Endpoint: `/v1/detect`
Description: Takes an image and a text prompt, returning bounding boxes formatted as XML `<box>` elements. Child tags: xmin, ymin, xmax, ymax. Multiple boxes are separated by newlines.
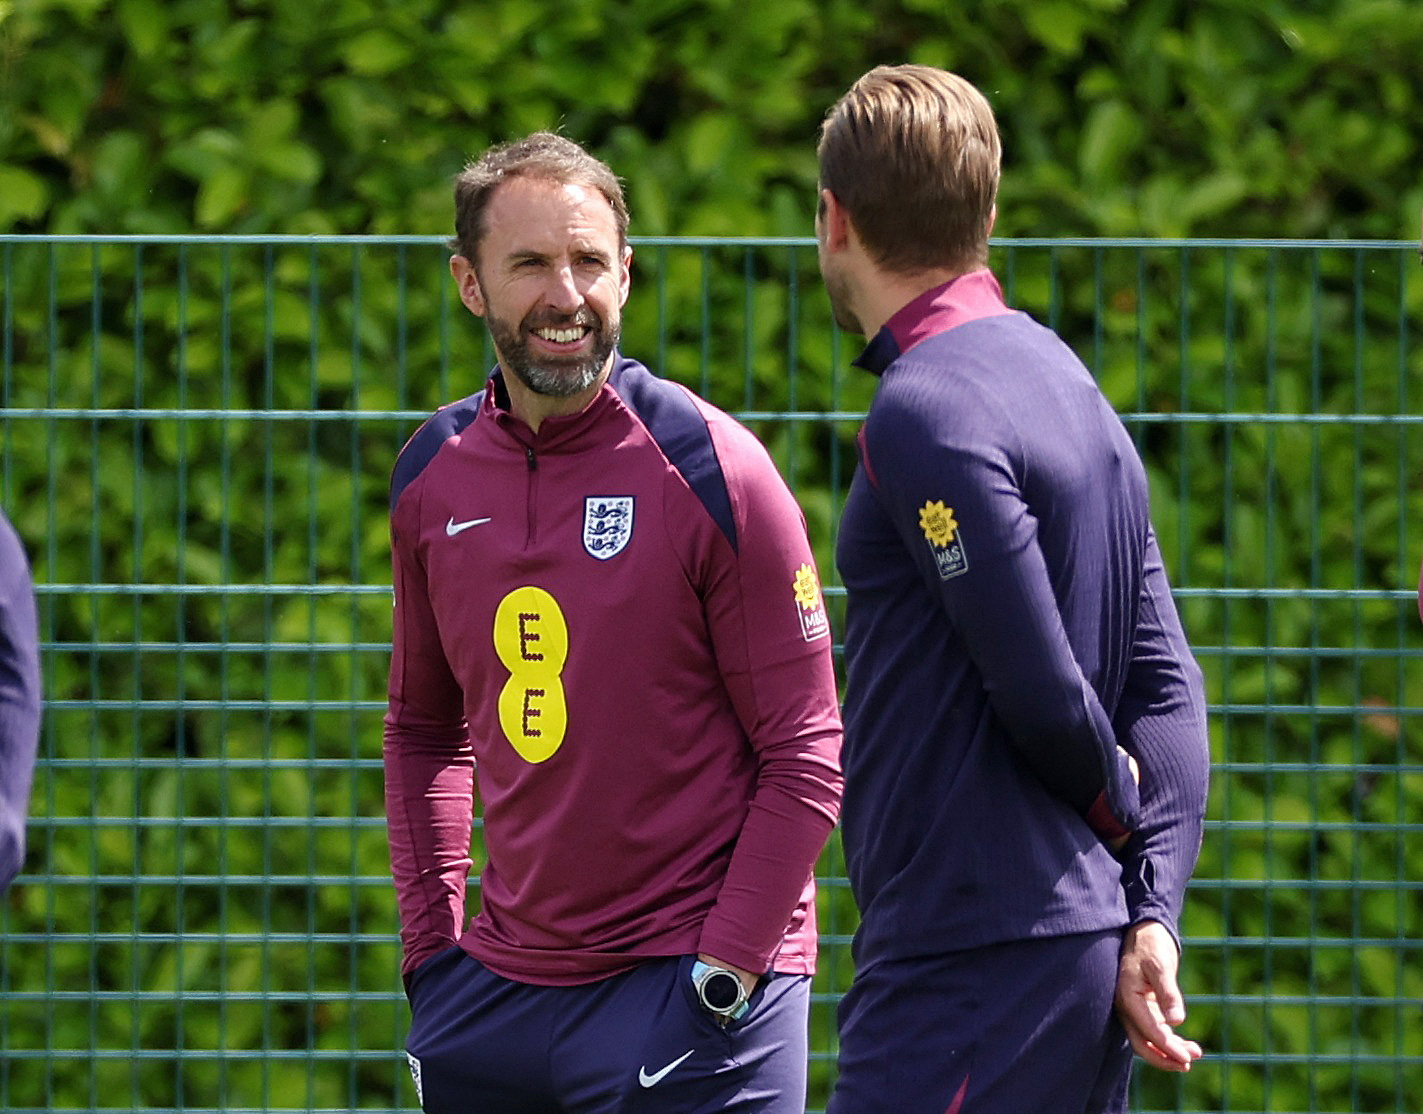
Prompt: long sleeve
<box><xmin>695</xmin><ymin>418</ymin><xmax>844</xmax><ymax>975</ymax></box>
<box><xmin>384</xmin><ymin>511</ymin><xmax>476</xmax><ymax>978</ymax></box>
<box><xmin>0</xmin><ymin>512</ymin><xmax>40</xmax><ymax>892</ymax></box>
<box><xmin>1113</xmin><ymin>530</ymin><xmax>1211</xmax><ymax>942</ymax></box>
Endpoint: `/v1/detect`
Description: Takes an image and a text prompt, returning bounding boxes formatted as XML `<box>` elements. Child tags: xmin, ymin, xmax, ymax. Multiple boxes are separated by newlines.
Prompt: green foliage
<box><xmin>4</xmin><ymin>0</ymin><xmax>1421</xmax><ymax>239</ymax></box>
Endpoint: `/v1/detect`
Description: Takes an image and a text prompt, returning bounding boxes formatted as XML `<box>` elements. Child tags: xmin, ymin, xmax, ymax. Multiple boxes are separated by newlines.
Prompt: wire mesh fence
<box><xmin>1</xmin><ymin>233</ymin><xmax>1419</xmax><ymax>1113</ymax></box>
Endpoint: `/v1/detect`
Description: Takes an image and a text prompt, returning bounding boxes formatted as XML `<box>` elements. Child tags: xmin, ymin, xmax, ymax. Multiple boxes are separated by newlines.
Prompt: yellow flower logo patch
<box><xmin>792</xmin><ymin>563</ymin><xmax>830</xmax><ymax>642</ymax></box>
<box><xmin>919</xmin><ymin>501</ymin><xmax>958</xmax><ymax>547</ymax></box>
<box><xmin>793</xmin><ymin>564</ymin><xmax>822</xmax><ymax>609</ymax></box>
<box><xmin>919</xmin><ymin>500</ymin><xmax>968</xmax><ymax>580</ymax></box>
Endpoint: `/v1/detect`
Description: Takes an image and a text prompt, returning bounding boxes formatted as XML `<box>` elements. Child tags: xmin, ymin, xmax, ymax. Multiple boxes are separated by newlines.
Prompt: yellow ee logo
<box><xmin>492</xmin><ymin>586</ymin><xmax>569</xmax><ymax>763</ymax></box>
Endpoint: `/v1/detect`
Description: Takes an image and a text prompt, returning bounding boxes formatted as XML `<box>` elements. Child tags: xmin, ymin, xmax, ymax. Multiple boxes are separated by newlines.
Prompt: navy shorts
<box><xmin>828</xmin><ymin>929</ymin><xmax>1132</xmax><ymax>1114</ymax></box>
<box><xmin>403</xmin><ymin>948</ymin><xmax>811</xmax><ymax>1113</ymax></box>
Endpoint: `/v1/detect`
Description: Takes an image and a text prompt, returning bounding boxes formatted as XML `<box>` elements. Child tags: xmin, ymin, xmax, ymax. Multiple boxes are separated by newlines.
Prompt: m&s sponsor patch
<box><xmin>792</xmin><ymin>563</ymin><xmax>830</xmax><ymax>642</ymax></box>
<box><xmin>919</xmin><ymin>499</ymin><xmax>968</xmax><ymax>579</ymax></box>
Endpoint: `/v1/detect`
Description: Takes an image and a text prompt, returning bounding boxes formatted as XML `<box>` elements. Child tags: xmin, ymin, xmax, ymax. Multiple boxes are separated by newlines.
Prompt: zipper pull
<box><xmin>525</xmin><ymin>446</ymin><xmax>537</xmax><ymax>471</ymax></box>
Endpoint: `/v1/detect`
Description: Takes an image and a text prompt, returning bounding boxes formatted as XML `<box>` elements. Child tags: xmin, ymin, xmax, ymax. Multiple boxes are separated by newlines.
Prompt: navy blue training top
<box><xmin>836</xmin><ymin>270</ymin><xmax>1210</xmax><ymax>968</ymax></box>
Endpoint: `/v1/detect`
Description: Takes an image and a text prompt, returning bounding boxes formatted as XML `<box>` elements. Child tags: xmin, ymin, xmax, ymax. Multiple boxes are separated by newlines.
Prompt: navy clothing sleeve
<box><xmin>1113</xmin><ymin>529</ymin><xmax>1211</xmax><ymax>942</ymax></box>
<box><xmin>0</xmin><ymin>511</ymin><xmax>41</xmax><ymax>891</ymax></box>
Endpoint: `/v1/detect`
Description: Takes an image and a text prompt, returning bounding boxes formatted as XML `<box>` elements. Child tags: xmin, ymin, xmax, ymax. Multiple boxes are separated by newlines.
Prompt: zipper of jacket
<box><xmin>524</xmin><ymin>444</ymin><xmax>538</xmax><ymax>547</ymax></box>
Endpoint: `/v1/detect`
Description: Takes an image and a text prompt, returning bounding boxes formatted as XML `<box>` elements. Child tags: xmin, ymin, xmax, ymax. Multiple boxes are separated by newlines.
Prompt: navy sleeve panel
<box><xmin>0</xmin><ymin>511</ymin><xmax>40</xmax><ymax>891</ymax></box>
<box><xmin>389</xmin><ymin>392</ymin><xmax>485</xmax><ymax>513</ymax></box>
<box><xmin>1114</xmin><ymin>529</ymin><xmax>1211</xmax><ymax>941</ymax></box>
<box><xmin>609</xmin><ymin>358</ymin><xmax>738</xmax><ymax>553</ymax></box>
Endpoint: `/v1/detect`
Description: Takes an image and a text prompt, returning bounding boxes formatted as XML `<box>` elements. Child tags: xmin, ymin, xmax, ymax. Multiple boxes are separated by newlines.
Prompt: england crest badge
<box><xmin>583</xmin><ymin>496</ymin><xmax>634</xmax><ymax>560</ymax></box>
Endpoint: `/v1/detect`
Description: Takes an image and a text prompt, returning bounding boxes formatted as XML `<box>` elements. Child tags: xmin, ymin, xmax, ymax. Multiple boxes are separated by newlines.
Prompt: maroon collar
<box><xmin>854</xmin><ymin>269</ymin><xmax>1015</xmax><ymax>375</ymax></box>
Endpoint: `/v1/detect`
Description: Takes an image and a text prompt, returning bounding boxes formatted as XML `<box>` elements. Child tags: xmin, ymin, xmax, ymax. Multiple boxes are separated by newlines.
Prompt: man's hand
<box><xmin>1115</xmin><ymin>920</ymin><xmax>1203</xmax><ymax>1072</ymax></box>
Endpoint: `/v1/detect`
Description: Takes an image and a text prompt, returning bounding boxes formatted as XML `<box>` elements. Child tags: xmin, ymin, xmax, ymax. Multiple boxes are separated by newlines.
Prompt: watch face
<box><xmin>702</xmin><ymin>969</ymin><xmax>742</xmax><ymax>1010</ymax></box>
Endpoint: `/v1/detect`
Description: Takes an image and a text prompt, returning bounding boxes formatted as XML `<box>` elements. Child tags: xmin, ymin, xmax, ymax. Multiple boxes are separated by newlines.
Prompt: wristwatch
<box><xmin>690</xmin><ymin>960</ymin><xmax>751</xmax><ymax>1022</ymax></box>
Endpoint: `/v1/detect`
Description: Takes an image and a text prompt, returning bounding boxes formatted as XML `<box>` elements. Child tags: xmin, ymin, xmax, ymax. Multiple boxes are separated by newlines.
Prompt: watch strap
<box><xmin>690</xmin><ymin>960</ymin><xmax>751</xmax><ymax>1020</ymax></box>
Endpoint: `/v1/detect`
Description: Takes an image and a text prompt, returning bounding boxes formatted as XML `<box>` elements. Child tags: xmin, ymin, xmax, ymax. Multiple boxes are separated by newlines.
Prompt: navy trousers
<box><xmin>828</xmin><ymin>929</ymin><xmax>1133</xmax><ymax>1114</ymax></box>
<box><xmin>404</xmin><ymin>948</ymin><xmax>811</xmax><ymax>1113</ymax></box>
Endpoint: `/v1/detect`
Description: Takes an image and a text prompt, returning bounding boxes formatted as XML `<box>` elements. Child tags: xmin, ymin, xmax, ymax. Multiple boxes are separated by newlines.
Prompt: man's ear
<box><xmin>618</xmin><ymin>244</ymin><xmax>633</xmax><ymax>307</ymax></box>
<box><xmin>818</xmin><ymin>189</ymin><xmax>852</xmax><ymax>252</ymax></box>
<box><xmin>450</xmin><ymin>255</ymin><xmax>485</xmax><ymax>317</ymax></box>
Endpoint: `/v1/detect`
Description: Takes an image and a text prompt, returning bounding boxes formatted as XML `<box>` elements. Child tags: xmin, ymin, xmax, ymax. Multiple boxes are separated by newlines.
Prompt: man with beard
<box><xmin>814</xmin><ymin>67</ymin><xmax>1211</xmax><ymax>1112</ymax></box>
<box><xmin>383</xmin><ymin>132</ymin><xmax>843</xmax><ymax>1114</ymax></box>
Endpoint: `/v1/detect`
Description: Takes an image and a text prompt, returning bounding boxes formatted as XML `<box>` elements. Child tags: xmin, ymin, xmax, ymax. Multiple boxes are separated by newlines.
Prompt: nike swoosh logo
<box><xmin>638</xmin><ymin>1048</ymin><xmax>695</xmax><ymax>1088</ymax></box>
<box><xmin>445</xmin><ymin>516</ymin><xmax>491</xmax><ymax>536</ymax></box>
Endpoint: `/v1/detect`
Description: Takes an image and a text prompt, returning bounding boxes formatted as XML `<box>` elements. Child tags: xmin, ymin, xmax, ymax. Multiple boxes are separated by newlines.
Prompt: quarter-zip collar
<box><xmin>852</xmin><ymin>268</ymin><xmax>1016</xmax><ymax>377</ymax></box>
<box><xmin>482</xmin><ymin>354</ymin><xmax>637</xmax><ymax>454</ymax></box>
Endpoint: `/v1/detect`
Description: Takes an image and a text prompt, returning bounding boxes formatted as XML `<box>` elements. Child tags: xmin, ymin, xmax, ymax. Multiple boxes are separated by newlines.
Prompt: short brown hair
<box><xmin>818</xmin><ymin>65</ymin><xmax>1001</xmax><ymax>274</ymax></box>
<box><xmin>449</xmin><ymin>132</ymin><xmax>630</xmax><ymax>262</ymax></box>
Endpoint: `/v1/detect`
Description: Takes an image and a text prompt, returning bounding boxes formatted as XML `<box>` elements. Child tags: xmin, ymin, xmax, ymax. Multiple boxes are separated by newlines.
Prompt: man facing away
<box><xmin>815</xmin><ymin>66</ymin><xmax>1212</xmax><ymax>1112</ymax></box>
<box><xmin>382</xmin><ymin>131</ymin><xmax>843</xmax><ymax>1113</ymax></box>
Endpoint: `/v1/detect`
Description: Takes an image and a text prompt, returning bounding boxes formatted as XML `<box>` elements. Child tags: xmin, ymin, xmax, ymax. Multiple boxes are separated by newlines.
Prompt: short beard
<box><xmin>481</xmin><ymin>285</ymin><xmax>620</xmax><ymax>400</ymax></box>
<box><xmin>820</xmin><ymin>256</ymin><xmax>863</xmax><ymax>335</ymax></box>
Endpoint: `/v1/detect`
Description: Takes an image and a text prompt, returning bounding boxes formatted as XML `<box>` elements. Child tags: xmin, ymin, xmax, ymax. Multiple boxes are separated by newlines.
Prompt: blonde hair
<box><xmin>818</xmin><ymin>65</ymin><xmax>1001</xmax><ymax>273</ymax></box>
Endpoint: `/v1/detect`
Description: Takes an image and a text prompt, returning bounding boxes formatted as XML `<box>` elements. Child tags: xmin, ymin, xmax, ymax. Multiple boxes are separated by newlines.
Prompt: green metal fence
<box><xmin>1</xmin><ymin>234</ymin><xmax>1419</xmax><ymax>1114</ymax></box>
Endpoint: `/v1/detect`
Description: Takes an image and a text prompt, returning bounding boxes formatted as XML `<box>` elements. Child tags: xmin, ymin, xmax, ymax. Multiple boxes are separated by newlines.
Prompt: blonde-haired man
<box><xmin>817</xmin><ymin>66</ymin><xmax>1210</xmax><ymax>1112</ymax></box>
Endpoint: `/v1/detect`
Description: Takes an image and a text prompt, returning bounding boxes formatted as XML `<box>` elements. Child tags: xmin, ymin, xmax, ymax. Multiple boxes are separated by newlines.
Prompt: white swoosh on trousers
<box><xmin>638</xmin><ymin>1048</ymin><xmax>695</xmax><ymax>1088</ymax></box>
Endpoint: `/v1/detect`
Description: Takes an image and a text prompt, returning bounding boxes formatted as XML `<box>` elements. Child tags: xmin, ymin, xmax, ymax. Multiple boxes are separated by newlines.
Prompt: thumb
<box><xmin>1153</xmin><ymin>971</ymin><xmax>1187</xmax><ymax>1026</ymax></box>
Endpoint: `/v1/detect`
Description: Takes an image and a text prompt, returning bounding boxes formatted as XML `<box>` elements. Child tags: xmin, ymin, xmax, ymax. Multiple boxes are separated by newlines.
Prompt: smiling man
<box><xmin>382</xmin><ymin>132</ymin><xmax>843</xmax><ymax>1114</ymax></box>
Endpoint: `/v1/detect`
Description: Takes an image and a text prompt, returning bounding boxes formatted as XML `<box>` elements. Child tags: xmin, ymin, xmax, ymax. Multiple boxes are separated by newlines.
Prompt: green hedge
<box><xmin>3</xmin><ymin>0</ymin><xmax>1421</xmax><ymax>241</ymax></box>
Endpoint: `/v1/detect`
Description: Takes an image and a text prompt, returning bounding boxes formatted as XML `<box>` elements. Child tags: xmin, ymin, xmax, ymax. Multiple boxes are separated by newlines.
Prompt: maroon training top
<box><xmin>384</xmin><ymin>356</ymin><xmax>843</xmax><ymax>985</ymax></box>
